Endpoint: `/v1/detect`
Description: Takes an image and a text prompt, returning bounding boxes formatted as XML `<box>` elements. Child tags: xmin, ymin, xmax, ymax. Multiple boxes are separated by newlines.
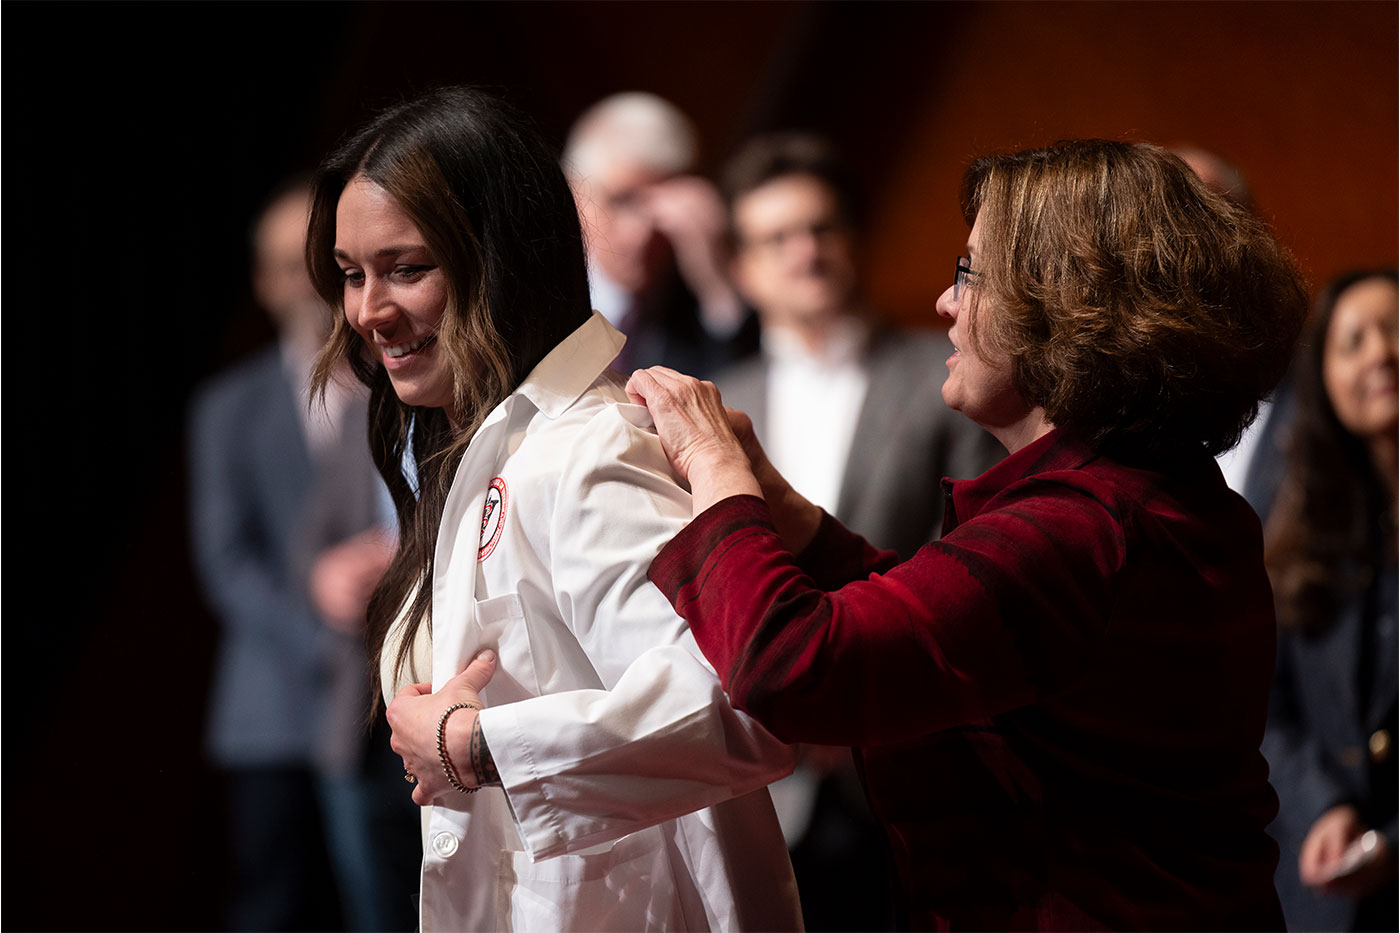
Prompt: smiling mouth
<box><xmin>383</xmin><ymin>335</ymin><xmax>437</xmax><ymax>358</ymax></box>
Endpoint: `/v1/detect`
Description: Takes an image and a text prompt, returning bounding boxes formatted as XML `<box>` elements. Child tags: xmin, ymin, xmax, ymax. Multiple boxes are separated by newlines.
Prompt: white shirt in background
<box><xmin>764</xmin><ymin>317</ymin><xmax>870</xmax><ymax>516</ymax></box>
<box><xmin>1216</xmin><ymin>396</ymin><xmax>1274</xmax><ymax>496</ymax></box>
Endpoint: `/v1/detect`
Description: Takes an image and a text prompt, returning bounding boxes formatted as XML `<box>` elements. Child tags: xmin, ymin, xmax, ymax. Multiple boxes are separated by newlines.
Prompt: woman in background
<box><xmin>308</xmin><ymin>86</ymin><xmax>798</xmax><ymax>931</ymax></box>
<box><xmin>1264</xmin><ymin>269</ymin><xmax>1398</xmax><ymax>932</ymax></box>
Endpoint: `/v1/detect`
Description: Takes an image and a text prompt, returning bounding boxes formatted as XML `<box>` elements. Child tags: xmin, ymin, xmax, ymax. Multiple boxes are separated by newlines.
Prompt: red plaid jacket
<box><xmin>651</xmin><ymin>429</ymin><xmax>1284</xmax><ymax>930</ymax></box>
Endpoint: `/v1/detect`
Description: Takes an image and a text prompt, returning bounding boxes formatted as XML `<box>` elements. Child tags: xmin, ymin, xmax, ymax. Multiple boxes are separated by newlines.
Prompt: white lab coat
<box><xmin>387</xmin><ymin>311</ymin><xmax>801</xmax><ymax>931</ymax></box>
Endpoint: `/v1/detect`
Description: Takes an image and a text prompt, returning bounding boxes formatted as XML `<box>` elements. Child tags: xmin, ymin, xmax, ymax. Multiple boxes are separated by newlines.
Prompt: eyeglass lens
<box><xmin>954</xmin><ymin>257</ymin><xmax>972</xmax><ymax>301</ymax></box>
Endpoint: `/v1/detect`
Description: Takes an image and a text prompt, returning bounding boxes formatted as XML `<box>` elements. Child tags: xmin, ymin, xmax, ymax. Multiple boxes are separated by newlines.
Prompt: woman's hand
<box><xmin>625</xmin><ymin>367</ymin><xmax>762</xmax><ymax>514</ymax></box>
<box><xmin>386</xmin><ymin>649</ymin><xmax>498</xmax><ymax>806</ymax></box>
<box><xmin>1299</xmin><ymin>804</ymin><xmax>1395</xmax><ymax>897</ymax></box>
<box><xmin>627</xmin><ymin>366</ymin><xmax>823</xmax><ymax>550</ymax></box>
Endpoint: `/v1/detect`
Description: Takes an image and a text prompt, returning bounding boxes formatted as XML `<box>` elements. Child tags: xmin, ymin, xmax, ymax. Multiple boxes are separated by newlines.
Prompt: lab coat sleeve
<box><xmin>477</xmin><ymin>401</ymin><xmax>796</xmax><ymax>861</ymax></box>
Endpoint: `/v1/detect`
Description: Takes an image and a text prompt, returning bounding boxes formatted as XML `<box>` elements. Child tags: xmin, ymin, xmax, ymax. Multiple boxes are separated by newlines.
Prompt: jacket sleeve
<box><xmin>186</xmin><ymin>378</ymin><xmax>322</xmax><ymax>667</ymax></box>
<box><xmin>649</xmin><ymin>478</ymin><xmax>1126</xmax><ymax>747</ymax></box>
<box><xmin>477</xmin><ymin>403</ymin><xmax>796</xmax><ymax>861</ymax></box>
<box><xmin>1260</xmin><ymin>628</ymin><xmax>1353</xmax><ymax>843</ymax></box>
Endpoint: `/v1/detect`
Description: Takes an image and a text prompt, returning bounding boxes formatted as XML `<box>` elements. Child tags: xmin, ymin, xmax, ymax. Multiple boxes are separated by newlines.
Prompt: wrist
<box><xmin>689</xmin><ymin>450</ymin><xmax>761</xmax><ymax>516</ymax></box>
<box><xmin>439</xmin><ymin>703</ymin><xmax>489</xmax><ymax>794</ymax></box>
<box><xmin>470</xmin><ymin>715</ymin><xmax>501</xmax><ymax>787</ymax></box>
<box><xmin>446</xmin><ymin>709</ymin><xmax>476</xmax><ymax>781</ymax></box>
<box><xmin>695</xmin><ymin>288</ymin><xmax>744</xmax><ymax>332</ymax></box>
<box><xmin>775</xmin><ymin>486</ymin><xmax>823</xmax><ymax>554</ymax></box>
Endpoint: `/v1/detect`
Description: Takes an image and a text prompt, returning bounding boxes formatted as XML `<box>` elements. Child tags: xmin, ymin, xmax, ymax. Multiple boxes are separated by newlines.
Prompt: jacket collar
<box><xmin>514</xmin><ymin>310</ymin><xmax>625</xmax><ymax>419</ymax></box>
<box><xmin>943</xmin><ymin>428</ymin><xmax>1097</xmax><ymax>530</ymax></box>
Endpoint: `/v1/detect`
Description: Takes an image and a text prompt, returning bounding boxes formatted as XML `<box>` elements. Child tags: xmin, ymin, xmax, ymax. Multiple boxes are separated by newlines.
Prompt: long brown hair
<box><xmin>960</xmin><ymin>140</ymin><xmax>1307</xmax><ymax>458</ymax></box>
<box><xmin>1266</xmin><ymin>269</ymin><xmax>1398</xmax><ymax>632</ymax></box>
<box><xmin>306</xmin><ymin>87</ymin><xmax>591</xmax><ymax>699</ymax></box>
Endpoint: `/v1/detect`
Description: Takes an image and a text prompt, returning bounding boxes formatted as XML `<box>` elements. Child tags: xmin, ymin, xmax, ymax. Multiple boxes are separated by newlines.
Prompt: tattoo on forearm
<box><xmin>470</xmin><ymin>715</ymin><xmax>501</xmax><ymax>787</ymax></box>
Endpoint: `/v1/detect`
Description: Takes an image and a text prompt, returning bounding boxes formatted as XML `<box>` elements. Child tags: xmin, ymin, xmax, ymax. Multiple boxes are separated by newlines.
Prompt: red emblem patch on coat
<box><xmin>478</xmin><ymin>477</ymin><xmax>508</xmax><ymax>561</ymax></box>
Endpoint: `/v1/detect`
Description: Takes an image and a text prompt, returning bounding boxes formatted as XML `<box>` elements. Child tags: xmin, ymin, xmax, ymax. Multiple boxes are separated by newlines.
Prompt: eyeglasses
<box><xmin>954</xmin><ymin>256</ymin><xmax>977</xmax><ymax>301</ymax></box>
<box><xmin>742</xmin><ymin>218</ymin><xmax>845</xmax><ymax>255</ymax></box>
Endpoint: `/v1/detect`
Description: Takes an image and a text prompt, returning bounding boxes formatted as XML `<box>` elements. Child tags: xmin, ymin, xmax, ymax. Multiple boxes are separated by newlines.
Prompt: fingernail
<box><xmin>478</xmin><ymin>648</ymin><xmax>497</xmax><ymax>663</ymax></box>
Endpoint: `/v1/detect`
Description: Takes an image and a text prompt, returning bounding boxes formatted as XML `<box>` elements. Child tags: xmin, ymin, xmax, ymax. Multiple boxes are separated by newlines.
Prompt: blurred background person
<box><xmin>298</xmin><ymin>411</ymin><xmax>423</xmax><ymax>932</ymax></box>
<box><xmin>714</xmin><ymin>131</ymin><xmax>1002</xmax><ymax>930</ymax></box>
<box><xmin>564</xmin><ymin>91</ymin><xmax>757</xmax><ymax>377</ymax></box>
<box><xmin>718</xmin><ymin>132</ymin><xmax>1001</xmax><ymax>559</ymax></box>
<box><xmin>1172</xmin><ymin>144</ymin><xmax>1255</xmax><ymax>213</ymax></box>
<box><xmin>1263</xmin><ymin>269</ymin><xmax>1399</xmax><ymax>932</ymax></box>
<box><xmin>188</xmin><ymin>179</ymin><xmax>418</xmax><ymax>931</ymax></box>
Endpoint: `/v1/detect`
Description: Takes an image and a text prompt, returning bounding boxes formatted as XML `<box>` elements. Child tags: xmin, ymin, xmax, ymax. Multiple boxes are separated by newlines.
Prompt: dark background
<box><xmin>6</xmin><ymin>2</ymin><xmax>1396</xmax><ymax>929</ymax></box>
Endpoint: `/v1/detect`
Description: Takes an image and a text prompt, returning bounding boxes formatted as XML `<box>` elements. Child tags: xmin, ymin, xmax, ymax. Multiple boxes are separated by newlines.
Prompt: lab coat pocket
<box><xmin>474</xmin><ymin>592</ymin><xmax>541</xmax><ymax>702</ymax></box>
<box><xmin>497</xmin><ymin>827</ymin><xmax>686</xmax><ymax>931</ymax></box>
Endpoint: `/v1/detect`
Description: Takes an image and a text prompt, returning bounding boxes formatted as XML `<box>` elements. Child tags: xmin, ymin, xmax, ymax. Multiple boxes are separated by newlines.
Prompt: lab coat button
<box><xmin>432</xmin><ymin>832</ymin><xmax>459</xmax><ymax>858</ymax></box>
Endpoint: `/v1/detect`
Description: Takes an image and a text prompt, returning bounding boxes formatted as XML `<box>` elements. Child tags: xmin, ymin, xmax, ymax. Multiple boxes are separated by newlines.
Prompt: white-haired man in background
<box><xmin>564</xmin><ymin>92</ymin><xmax>756</xmax><ymax>376</ymax></box>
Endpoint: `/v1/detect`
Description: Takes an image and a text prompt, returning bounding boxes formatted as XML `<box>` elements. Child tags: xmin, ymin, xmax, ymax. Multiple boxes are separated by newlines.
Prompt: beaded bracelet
<box><xmin>437</xmin><ymin>703</ymin><xmax>482</xmax><ymax>794</ymax></box>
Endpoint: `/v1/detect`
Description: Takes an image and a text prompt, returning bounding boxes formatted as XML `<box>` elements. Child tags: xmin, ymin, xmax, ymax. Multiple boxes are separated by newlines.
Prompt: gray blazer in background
<box><xmin>291</xmin><ymin>394</ymin><xmax>386</xmax><ymax>774</ymax></box>
<box><xmin>189</xmin><ymin>346</ymin><xmax>324</xmax><ymax>767</ymax></box>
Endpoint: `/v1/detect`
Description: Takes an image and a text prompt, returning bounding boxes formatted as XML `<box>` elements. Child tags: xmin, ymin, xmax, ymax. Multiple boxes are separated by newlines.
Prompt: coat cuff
<box><xmin>476</xmin><ymin>702</ymin><xmax>572</xmax><ymax>860</ymax></box>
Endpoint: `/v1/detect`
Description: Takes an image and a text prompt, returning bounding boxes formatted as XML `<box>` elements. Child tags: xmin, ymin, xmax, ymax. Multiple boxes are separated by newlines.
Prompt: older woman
<box><xmin>307</xmin><ymin>86</ymin><xmax>798</xmax><ymax>932</ymax></box>
<box><xmin>628</xmin><ymin>140</ymin><xmax>1308</xmax><ymax>930</ymax></box>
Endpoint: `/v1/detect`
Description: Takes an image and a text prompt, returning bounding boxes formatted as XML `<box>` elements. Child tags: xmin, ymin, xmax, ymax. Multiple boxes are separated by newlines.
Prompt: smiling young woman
<box><xmin>333</xmin><ymin>177</ymin><xmax>455</xmax><ymax>414</ymax></box>
<box><xmin>305</xmin><ymin>87</ymin><xmax>799</xmax><ymax>932</ymax></box>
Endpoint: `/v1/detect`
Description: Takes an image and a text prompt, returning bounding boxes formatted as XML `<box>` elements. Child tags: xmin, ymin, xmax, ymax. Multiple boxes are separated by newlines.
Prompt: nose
<box><xmin>935</xmin><ymin>283</ymin><xmax>958</xmax><ymax>321</ymax></box>
<box><xmin>349</xmin><ymin>276</ymin><xmax>398</xmax><ymax>334</ymax></box>
<box><xmin>1348</xmin><ymin>326</ymin><xmax>1398</xmax><ymax>377</ymax></box>
<box><xmin>789</xmin><ymin>228</ymin><xmax>826</xmax><ymax>266</ymax></box>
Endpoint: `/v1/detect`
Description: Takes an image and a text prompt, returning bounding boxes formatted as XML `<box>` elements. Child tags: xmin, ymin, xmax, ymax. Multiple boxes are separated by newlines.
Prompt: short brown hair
<box><xmin>720</xmin><ymin>132</ymin><xmax>862</xmax><ymax>244</ymax></box>
<box><xmin>960</xmin><ymin>139</ymin><xmax>1307</xmax><ymax>457</ymax></box>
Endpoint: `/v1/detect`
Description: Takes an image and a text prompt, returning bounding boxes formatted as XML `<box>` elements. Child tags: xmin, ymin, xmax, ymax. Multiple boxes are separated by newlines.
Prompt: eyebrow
<box><xmin>333</xmin><ymin>245</ymin><xmax>428</xmax><ymax>261</ymax></box>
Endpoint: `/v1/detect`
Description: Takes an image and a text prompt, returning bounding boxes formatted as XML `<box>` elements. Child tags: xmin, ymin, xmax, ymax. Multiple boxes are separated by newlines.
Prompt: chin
<box><xmin>940</xmin><ymin>378</ymin><xmax>959</xmax><ymax>413</ymax></box>
<box><xmin>390</xmin><ymin>381</ymin><xmax>452</xmax><ymax>411</ymax></box>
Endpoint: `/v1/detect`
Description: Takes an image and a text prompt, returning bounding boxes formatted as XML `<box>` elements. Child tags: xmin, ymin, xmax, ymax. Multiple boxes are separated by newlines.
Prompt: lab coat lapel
<box><xmin>426</xmin><ymin>311</ymin><xmax>623</xmax><ymax>691</ymax></box>
<box><xmin>431</xmin><ymin>398</ymin><xmax>514</xmax><ymax>689</ymax></box>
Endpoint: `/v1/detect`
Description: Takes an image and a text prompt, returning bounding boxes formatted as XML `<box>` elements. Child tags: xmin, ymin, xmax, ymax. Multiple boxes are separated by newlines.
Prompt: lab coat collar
<box><xmin>515</xmin><ymin>310</ymin><xmax>626</xmax><ymax>420</ymax></box>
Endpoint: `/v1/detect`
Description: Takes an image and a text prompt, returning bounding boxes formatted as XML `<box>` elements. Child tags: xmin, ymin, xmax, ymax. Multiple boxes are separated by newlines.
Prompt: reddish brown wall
<box><xmin>861</xmin><ymin>1</ymin><xmax>1398</xmax><ymax>324</ymax></box>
